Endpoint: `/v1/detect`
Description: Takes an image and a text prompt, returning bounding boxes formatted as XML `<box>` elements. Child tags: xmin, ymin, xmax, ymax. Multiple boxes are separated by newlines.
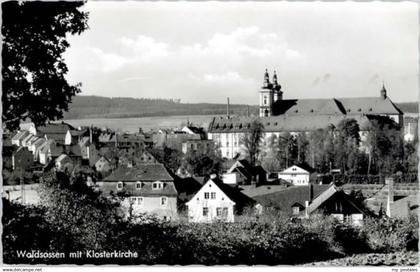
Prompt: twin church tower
<box><xmin>259</xmin><ymin>69</ymin><xmax>283</xmax><ymax>117</ymax></box>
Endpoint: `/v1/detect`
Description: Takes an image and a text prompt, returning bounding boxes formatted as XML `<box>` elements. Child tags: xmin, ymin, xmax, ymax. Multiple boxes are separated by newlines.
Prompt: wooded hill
<box><xmin>63</xmin><ymin>95</ymin><xmax>418</xmax><ymax>119</ymax></box>
<box><xmin>63</xmin><ymin>95</ymin><xmax>258</xmax><ymax>119</ymax></box>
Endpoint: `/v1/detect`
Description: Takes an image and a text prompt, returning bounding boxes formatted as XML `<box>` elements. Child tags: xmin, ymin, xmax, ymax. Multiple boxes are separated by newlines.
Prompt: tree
<box><xmin>240</xmin><ymin>119</ymin><xmax>264</xmax><ymax>166</ymax></box>
<box><xmin>335</xmin><ymin>119</ymin><xmax>361</xmax><ymax>174</ymax></box>
<box><xmin>2</xmin><ymin>1</ymin><xmax>89</xmax><ymax>130</ymax></box>
<box><xmin>181</xmin><ymin>149</ymin><xmax>223</xmax><ymax>176</ymax></box>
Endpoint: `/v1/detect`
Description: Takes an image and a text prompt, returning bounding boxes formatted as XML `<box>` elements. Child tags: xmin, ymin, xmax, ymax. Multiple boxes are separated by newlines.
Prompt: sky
<box><xmin>64</xmin><ymin>1</ymin><xmax>419</xmax><ymax>105</ymax></box>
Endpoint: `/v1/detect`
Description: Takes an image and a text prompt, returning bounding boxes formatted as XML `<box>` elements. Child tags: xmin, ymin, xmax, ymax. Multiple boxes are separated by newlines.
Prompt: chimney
<box><xmin>227</xmin><ymin>97</ymin><xmax>230</xmax><ymax>118</ymax></box>
<box><xmin>308</xmin><ymin>183</ymin><xmax>314</xmax><ymax>201</ymax></box>
<box><xmin>210</xmin><ymin>173</ymin><xmax>217</xmax><ymax>180</ymax></box>
<box><xmin>89</xmin><ymin>125</ymin><xmax>93</xmax><ymax>144</ymax></box>
<box><xmin>386</xmin><ymin>177</ymin><xmax>394</xmax><ymax>217</ymax></box>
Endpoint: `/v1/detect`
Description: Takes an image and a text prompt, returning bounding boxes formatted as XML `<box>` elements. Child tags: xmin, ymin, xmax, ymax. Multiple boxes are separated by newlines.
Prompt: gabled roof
<box><xmin>271</xmin><ymin>96</ymin><xmax>403</xmax><ymax>116</ymax></box>
<box><xmin>187</xmin><ymin>177</ymin><xmax>255</xmax><ymax>207</ymax></box>
<box><xmin>99</xmin><ymin>180</ymin><xmax>178</xmax><ymax>197</ymax></box>
<box><xmin>36</xmin><ymin>122</ymin><xmax>75</xmax><ymax>135</ymax></box>
<box><xmin>252</xmin><ymin>184</ymin><xmax>330</xmax><ymax>215</ymax></box>
<box><xmin>103</xmin><ymin>164</ymin><xmax>174</xmax><ymax>182</ymax></box>
<box><xmin>280</xmin><ymin>164</ymin><xmax>315</xmax><ymax>174</ymax></box>
<box><xmin>208</xmin><ymin>114</ymin><xmax>375</xmax><ymax>134</ymax></box>
<box><xmin>174</xmin><ymin>177</ymin><xmax>203</xmax><ymax>202</ymax></box>
<box><xmin>12</xmin><ymin>130</ymin><xmax>29</xmax><ymax>141</ymax></box>
<box><xmin>56</xmin><ymin>154</ymin><xmax>70</xmax><ymax>163</ymax></box>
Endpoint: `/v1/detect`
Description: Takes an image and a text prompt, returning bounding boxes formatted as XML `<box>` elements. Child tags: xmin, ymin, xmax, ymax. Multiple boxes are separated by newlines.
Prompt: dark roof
<box><xmin>212</xmin><ymin>178</ymin><xmax>256</xmax><ymax>207</ymax></box>
<box><xmin>208</xmin><ymin>114</ymin><xmax>375</xmax><ymax>133</ymax></box>
<box><xmin>294</xmin><ymin>162</ymin><xmax>316</xmax><ymax>173</ymax></box>
<box><xmin>252</xmin><ymin>184</ymin><xmax>330</xmax><ymax>214</ymax></box>
<box><xmin>272</xmin><ymin>97</ymin><xmax>402</xmax><ymax>116</ymax></box>
<box><xmin>229</xmin><ymin>160</ymin><xmax>267</xmax><ymax>178</ymax></box>
<box><xmin>37</xmin><ymin>122</ymin><xmax>75</xmax><ymax>135</ymax></box>
<box><xmin>174</xmin><ymin>177</ymin><xmax>203</xmax><ymax>202</ymax></box>
<box><xmin>104</xmin><ymin>164</ymin><xmax>174</xmax><ymax>182</ymax></box>
<box><xmin>99</xmin><ymin>180</ymin><xmax>178</xmax><ymax>197</ymax></box>
<box><xmin>11</xmin><ymin>130</ymin><xmax>29</xmax><ymax>141</ymax></box>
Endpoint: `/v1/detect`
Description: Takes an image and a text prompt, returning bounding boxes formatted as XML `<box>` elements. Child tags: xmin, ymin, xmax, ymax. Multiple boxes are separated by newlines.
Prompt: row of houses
<box><xmin>90</xmin><ymin>161</ymin><xmax>417</xmax><ymax>226</ymax></box>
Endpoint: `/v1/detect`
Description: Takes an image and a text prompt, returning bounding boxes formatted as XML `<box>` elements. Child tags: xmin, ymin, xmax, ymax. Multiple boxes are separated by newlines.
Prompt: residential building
<box><xmin>252</xmin><ymin>184</ymin><xmax>368</xmax><ymax>226</ymax></box>
<box><xmin>95</xmin><ymin>156</ymin><xmax>112</xmax><ymax>173</ymax></box>
<box><xmin>55</xmin><ymin>154</ymin><xmax>73</xmax><ymax>172</ymax></box>
<box><xmin>99</xmin><ymin>164</ymin><xmax>178</xmax><ymax>220</ymax></box>
<box><xmin>223</xmin><ymin>160</ymin><xmax>267</xmax><ymax>185</ymax></box>
<box><xmin>186</xmin><ymin>175</ymin><xmax>255</xmax><ymax>223</ymax></box>
<box><xmin>278</xmin><ymin>164</ymin><xmax>315</xmax><ymax>186</ymax></box>
<box><xmin>12</xmin><ymin>147</ymin><xmax>34</xmax><ymax>171</ymax></box>
<box><xmin>11</xmin><ymin>130</ymin><xmax>30</xmax><ymax>146</ymax></box>
<box><xmin>181</xmin><ymin>139</ymin><xmax>214</xmax><ymax>154</ymax></box>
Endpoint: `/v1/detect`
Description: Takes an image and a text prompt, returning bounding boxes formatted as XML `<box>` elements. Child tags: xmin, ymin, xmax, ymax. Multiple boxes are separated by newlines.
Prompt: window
<box><xmin>292</xmin><ymin>206</ymin><xmax>300</xmax><ymax>215</ymax></box>
<box><xmin>161</xmin><ymin>197</ymin><xmax>167</xmax><ymax>206</ymax></box>
<box><xmin>264</xmin><ymin>96</ymin><xmax>267</xmax><ymax>105</ymax></box>
<box><xmin>136</xmin><ymin>181</ymin><xmax>142</xmax><ymax>189</ymax></box>
<box><xmin>153</xmin><ymin>182</ymin><xmax>163</xmax><ymax>190</ymax></box>
<box><xmin>117</xmin><ymin>181</ymin><xmax>123</xmax><ymax>190</ymax></box>
<box><xmin>130</xmin><ymin>197</ymin><xmax>137</xmax><ymax>203</ymax></box>
<box><xmin>211</xmin><ymin>192</ymin><xmax>216</xmax><ymax>199</ymax></box>
<box><xmin>226</xmin><ymin>142</ymin><xmax>229</xmax><ymax>147</ymax></box>
<box><xmin>203</xmin><ymin>207</ymin><xmax>208</xmax><ymax>216</ymax></box>
<box><xmin>138</xmin><ymin>197</ymin><xmax>143</xmax><ymax>205</ymax></box>
<box><xmin>222</xmin><ymin>207</ymin><xmax>228</xmax><ymax>217</ymax></box>
<box><xmin>204</xmin><ymin>192</ymin><xmax>209</xmax><ymax>199</ymax></box>
<box><xmin>216</xmin><ymin>208</ymin><xmax>222</xmax><ymax>216</ymax></box>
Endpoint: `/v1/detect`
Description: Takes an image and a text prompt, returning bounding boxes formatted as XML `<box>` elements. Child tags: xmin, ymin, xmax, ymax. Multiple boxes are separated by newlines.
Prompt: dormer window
<box><xmin>292</xmin><ymin>206</ymin><xmax>300</xmax><ymax>215</ymax></box>
<box><xmin>152</xmin><ymin>181</ymin><xmax>163</xmax><ymax>190</ymax></box>
<box><xmin>117</xmin><ymin>181</ymin><xmax>123</xmax><ymax>190</ymax></box>
<box><xmin>136</xmin><ymin>181</ymin><xmax>142</xmax><ymax>190</ymax></box>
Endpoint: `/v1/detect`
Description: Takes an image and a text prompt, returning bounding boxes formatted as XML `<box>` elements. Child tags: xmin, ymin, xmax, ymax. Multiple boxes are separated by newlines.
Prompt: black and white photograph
<box><xmin>1</xmin><ymin>0</ymin><xmax>419</xmax><ymax>269</ymax></box>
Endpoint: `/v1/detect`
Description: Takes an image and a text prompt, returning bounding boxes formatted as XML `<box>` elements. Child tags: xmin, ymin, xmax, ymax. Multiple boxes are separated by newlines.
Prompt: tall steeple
<box><xmin>273</xmin><ymin>70</ymin><xmax>278</xmax><ymax>86</ymax></box>
<box><xmin>272</xmin><ymin>70</ymin><xmax>283</xmax><ymax>102</ymax></box>
<box><xmin>259</xmin><ymin>69</ymin><xmax>274</xmax><ymax>117</ymax></box>
<box><xmin>380</xmin><ymin>82</ymin><xmax>387</xmax><ymax>99</ymax></box>
<box><xmin>263</xmin><ymin>68</ymin><xmax>271</xmax><ymax>88</ymax></box>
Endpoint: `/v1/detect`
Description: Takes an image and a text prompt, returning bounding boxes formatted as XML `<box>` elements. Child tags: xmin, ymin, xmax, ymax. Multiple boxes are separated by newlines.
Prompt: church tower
<box><xmin>272</xmin><ymin>70</ymin><xmax>283</xmax><ymax>102</ymax></box>
<box><xmin>259</xmin><ymin>69</ymin><xmax>274</xmax><ymax>117</ymax></box>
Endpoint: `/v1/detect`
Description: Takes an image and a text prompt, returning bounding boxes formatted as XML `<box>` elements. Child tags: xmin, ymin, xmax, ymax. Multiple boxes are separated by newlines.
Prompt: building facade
<box><xmin>208</xmin><ymin>70</ymin><xmax>404</xmax><ymax>159</ymax></box>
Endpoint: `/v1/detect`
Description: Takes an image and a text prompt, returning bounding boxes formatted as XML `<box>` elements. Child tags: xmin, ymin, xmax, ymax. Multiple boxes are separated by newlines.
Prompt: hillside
<box><xmin>63</xmin><ymin>95</ymin><xmax>418</xmax><ymax>119</ymax></box>
<box><xmin>396</xmin><ymin>102</ymin><xmax>418</xmax><ymax>114</ymax></box>
<box><xmin>63</xmin><ymin>95</ymin><xmax>259</xmax><ymax>119</ymax></box>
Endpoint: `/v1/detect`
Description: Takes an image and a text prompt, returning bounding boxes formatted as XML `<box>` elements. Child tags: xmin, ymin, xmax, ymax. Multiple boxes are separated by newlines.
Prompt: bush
<box><xmin>363</xmin><ymin>216</ymin><xmax>418</xmax><ymax>253</ymax></box>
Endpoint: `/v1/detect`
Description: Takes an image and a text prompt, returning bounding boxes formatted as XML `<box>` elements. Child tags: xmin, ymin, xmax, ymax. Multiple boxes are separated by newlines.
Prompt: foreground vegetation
<box><xmin>3</xmin><ymin>173</ymin><xmax>418</xmax><ymax>265</ymax></box>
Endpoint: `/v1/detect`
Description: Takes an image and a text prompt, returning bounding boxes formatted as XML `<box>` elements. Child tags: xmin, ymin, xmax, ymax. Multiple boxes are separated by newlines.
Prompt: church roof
<box><xmin>272</xmin><ymin>96</ymin><xmax>402</xmax><ymax>116</ymax></box>
<box><xmin>208</xmin><ymin>114</ymin><xmax>374</xmax><ymax>133</ymax></box>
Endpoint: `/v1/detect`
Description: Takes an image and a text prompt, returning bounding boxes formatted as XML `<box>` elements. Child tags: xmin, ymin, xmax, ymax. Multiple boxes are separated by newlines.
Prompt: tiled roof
<box><xmin>36</xmin><ymin>122</ymin><xmax>75</xmax><ymax>135</ymax></box>
<box><xmin>104</xmin><ymin>164</ymin><xmax>174</xmax><ymax>182</ymax></box>
<box><xmin>174</xmin><ymin>177</ymin><xmax>203</xmax><ymax>202</ymax></box>
<box><xmin>272</xmin><ymin>97</ymin><xmax>402</xmax><ymax>116</ymax></box>
<box><xmin>212</xmin><ymin>179</ymin><xmax>256</xmax><ymax>207</ymax></box>
<box><xmin>208</xmin><ymin>113</ymin><xmax>378</xmax><ymax>133</ymax></box>
<box><xmin>252</xmin><ymin>184</ymin><xmax>330</xmax><ymax>215</ymax></box>
<box><xmin>56</xmin><ymin>154</ymin><xmax>69</xmax><ymax>163</ymax></box>
<box><xmin>99</xmin><ymin>180</ymin><xmax>178</xmax><ymax>197</ymax></box>
<box><xmin>12</xmin><ymin>130</ymin><xmax>29</xmax><ymax>141</ymax></box>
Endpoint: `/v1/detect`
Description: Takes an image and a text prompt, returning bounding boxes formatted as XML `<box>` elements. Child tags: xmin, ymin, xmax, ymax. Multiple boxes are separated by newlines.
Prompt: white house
<box><xmin>186</xmin><ymin>175</ymin><xmax>255</xmax><ymax>223</ymax></box>
<box><xmin>55</xmin><ymin>154</ymin><xmax>73</xmax><ymax>172</ymax></box>
<box><xmin>278</xmin><ymin>164</ymin><xmax>314</xmax><ymax>186</ymax></box>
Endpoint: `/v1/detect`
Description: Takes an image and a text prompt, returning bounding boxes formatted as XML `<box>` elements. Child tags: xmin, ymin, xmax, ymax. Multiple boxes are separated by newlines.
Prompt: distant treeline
<box><xmin>63</xmin><ymin>96</ymin><xmax>258</xmax><ymax>119</ymax></box>
<box><xmin>63</xmin><ymin>95</ymin><xmax>418</xmax><ymax>119</ymax></box>
<box><xmin>397</xmin><ymin>102</ymin><xmax>419</xmax><ymax>114</ymax></box>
